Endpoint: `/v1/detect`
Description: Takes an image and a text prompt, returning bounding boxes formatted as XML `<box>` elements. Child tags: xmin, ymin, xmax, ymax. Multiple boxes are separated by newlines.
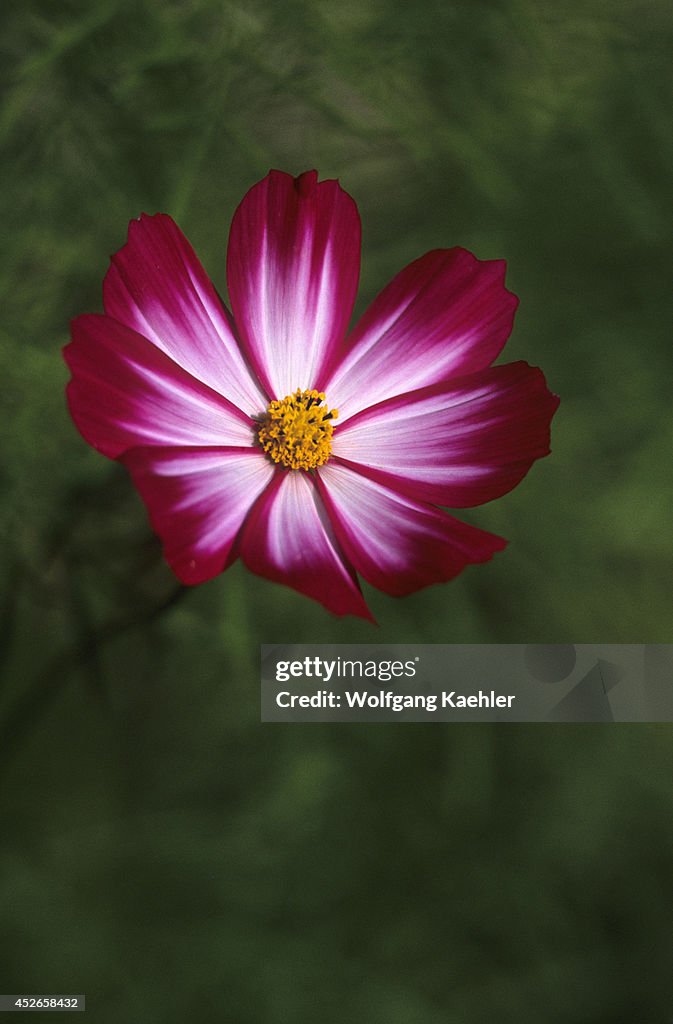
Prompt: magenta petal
<box><xmin>317</xmin><ymin>462</ymin><xmax>507</xmax><ymax>597</ymax></box>
<box><xmin>324</xmin><ymin>248</ymin><xmax>518</xmax><ymax>421</ymax></box>
<box><xmin>65</xmin><ymin>314</ymin><xmax>255</xmax><ymax>458</ymax></box>
<box><xmin>122</xmin><ymin>447</ymin><xmax>275</xmax><ymax>585</ymax></box>
<box><xmin>103</xmin><ymin>213</ymin><xmax>266</xmax><ymax>415</ymax></box>
<box><xmin>227</xmin><ymin>170</ymin><xmax>361</xmax><ymax>399</ymax></box>
<box><xmin>332</xmin><ymin>362</ymin><xmax>559</xmax><ymax>507</ymax></box>
<box><xmin>240</xmin><ymin>470</ymin><xmax>373</xmax><ymax>620</ymax></box>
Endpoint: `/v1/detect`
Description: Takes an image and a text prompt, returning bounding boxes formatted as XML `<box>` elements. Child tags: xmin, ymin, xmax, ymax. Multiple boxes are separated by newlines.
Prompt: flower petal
<box><xmin>227</xmin><ymin>170</ymin><xmax>361</xmax><ymax>399</ymax></box>
<box><xmin>324</xmin><ymin>248</ymin><xmax>518</xmax><ymax>420</ymax></box>
<box><xmin>122</xmin><ymin>447</ymin><xmax>275</xmax><ymax>585</ymax></box>
<box><xmin>332</xmin><ymin>362</ymin><xmax>559</xmax><ymax>507</ymax></box>
<box><xmin>103</xmin><ymin>213</ymin><xmax>266</xmax><ymax>415</ymax></box>
<box><xmin>65</xmin><ymin>314</ymin><xmax>255</xmax><ymax>458</ymax></box>
<box><xmin>240</xmin><ymin>470</ymin><xmax>373</xmax><ymax>620</ymax></box>
<box><xmin>317</xmin><ymin>462</ymin><xmax>507</xmax><ymax>597</ymax></box>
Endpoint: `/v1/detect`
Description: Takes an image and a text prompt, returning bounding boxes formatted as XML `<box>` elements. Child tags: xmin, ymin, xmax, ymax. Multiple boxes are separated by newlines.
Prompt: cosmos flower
<box><xmin>64</xmin><ymin>170</ymin><xmax>558</xmax><ymax>620</ymax></box>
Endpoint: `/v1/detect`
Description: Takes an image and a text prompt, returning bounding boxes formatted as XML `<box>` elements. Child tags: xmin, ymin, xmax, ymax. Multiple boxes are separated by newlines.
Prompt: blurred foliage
<box><xmin>1</xmin><ymin>0</ymin><xmax>673</xmax><ymax>1020</ymax></box>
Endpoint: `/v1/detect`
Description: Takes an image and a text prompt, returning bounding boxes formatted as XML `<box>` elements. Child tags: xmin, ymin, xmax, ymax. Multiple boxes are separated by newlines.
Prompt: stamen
<box><xmin>257</xmin><ymin>388</ymin><xmax>338</xmax><ymax>470</ymax></box>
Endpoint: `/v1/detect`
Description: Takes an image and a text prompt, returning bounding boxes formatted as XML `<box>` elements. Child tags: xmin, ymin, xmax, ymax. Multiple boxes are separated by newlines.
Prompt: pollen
<box><xmin>257</xmin><ymin>388</ymin><xmax>338</xmax><ymax>470</ymax></box>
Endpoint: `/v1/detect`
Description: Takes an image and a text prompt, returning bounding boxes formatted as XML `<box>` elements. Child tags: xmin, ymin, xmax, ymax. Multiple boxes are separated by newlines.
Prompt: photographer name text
<box><xmin>275</xmin><ymin>689</ymin><xmax>516</xmax><ymax>712</ymax></box>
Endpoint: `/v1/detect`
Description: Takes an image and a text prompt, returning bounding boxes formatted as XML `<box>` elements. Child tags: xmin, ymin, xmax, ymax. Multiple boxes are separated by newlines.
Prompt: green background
<box><xmin>1</xmin><ymin>0</ymin><xmax>672</xmax><ymax>1020</ymax></box>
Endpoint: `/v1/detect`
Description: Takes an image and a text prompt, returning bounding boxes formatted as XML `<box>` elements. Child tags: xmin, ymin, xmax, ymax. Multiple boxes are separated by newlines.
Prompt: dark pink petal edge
<box><xmin>64</xmin><ymin>314</ymin><xmax>255</xmax><ymax>458</ymax></box>
<box><xmin>103</xmin><ymin>212</ymin><xmax>267</xmax><ymax>416</ymax></box>
<box><xmin>239</xmin><ymin>469</ymin><xmax>374</xmax><ymax>621</ymax></box>
<box><xmin>316</xmin><ymin>461</ymin><xmax>507</xmax><ymax>597</ymax></box>
<box><xmin>122</xmin><ymin>446</ymin><xmax>275</xmax><ymax>585</ymax></box>
<box><xmin>331</xmin><ymin>361</ymin><xmax>560</xmax><ymax>507</ymax></box>
<box><xmin>323</xmin><ymin>247</ymin><xmax>519</xmax><ymax>421</ymax></box>
<box><xmin>227</xmin><ymin>169</ymin><xmax>361</xmax><ymax>400</ymax></box>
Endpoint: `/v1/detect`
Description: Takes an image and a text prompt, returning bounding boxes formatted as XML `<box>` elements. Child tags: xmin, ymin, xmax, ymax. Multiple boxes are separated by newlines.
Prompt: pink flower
<box><xmin>64</xmin><ymin>170</ymin><xmax>559</xmax><ymax>621</ymax></box>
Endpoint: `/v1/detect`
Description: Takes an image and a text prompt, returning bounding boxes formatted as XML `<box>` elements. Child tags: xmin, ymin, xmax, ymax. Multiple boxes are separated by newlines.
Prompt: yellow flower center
<box><xmin>257</xmin><ymin>389</ymin><xmax>338</xmax><ymax>470</ymax></box>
